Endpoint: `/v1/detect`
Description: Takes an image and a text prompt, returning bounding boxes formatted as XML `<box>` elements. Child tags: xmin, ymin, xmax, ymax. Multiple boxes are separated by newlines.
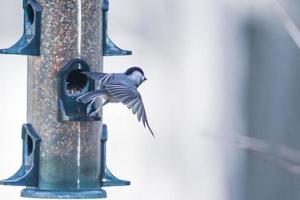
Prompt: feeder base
<box><xmin>21</xmin><ymin>188</ymin><xmax>107</xmax><ymax>199</ymax></box>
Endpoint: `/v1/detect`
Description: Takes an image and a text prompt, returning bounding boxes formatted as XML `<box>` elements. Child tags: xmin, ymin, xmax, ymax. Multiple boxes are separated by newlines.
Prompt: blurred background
<box><xmin>1</xmin><ymin>0</ymin><xmax>300</xmax><ymax>199</ymax></box>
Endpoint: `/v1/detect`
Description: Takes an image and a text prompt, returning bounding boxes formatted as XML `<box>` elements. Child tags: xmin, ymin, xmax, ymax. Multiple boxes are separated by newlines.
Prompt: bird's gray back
<box><xmin>102</xmin><ymin>73</ymin><xmax>137</xmax><ymax>88</ymax></box>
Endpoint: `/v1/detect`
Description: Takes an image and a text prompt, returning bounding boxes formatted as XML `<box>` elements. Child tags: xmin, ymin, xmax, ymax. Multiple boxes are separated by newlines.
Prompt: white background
<box><xmin>0</xmin><ymin>0</ymin><xmax>271</xmax><ymax>200</ymax></box>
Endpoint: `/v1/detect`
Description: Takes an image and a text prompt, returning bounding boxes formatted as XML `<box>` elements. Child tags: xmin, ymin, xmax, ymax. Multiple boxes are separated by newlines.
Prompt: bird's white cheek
<box><xmin>104</xmin><ymin>94</ymin><xmax>119</xmax><ymax>103</ymax></box>
<box><xmin>103</xmin><ymin>94</ymin><xmax>109</xmax><ymax>101</ymax></box>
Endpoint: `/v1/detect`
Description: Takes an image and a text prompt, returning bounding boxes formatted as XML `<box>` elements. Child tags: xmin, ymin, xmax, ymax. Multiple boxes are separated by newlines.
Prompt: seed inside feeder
<box><xmin>26</xmin><ymin>4</ymin><xmax>35</xmax><ymax>25</ymax></box>
<box><xmin>66</xmin><ymin>69</ymin><xmax>89</xmax><ymax>95</ymax></box>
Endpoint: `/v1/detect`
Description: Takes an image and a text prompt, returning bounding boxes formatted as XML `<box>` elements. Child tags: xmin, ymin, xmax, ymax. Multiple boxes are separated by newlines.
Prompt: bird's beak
<box><xmin>144</xmin><ymin>77</ymin><xmax>147</xmax><ymax>81</ymax></box>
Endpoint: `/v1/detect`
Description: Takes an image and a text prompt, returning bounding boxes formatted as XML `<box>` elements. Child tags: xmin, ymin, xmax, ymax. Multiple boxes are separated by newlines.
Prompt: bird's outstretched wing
<box><xmin>77</xmin><ymin>89</ymin><xmax>106</xmax><ymax>103</ymax></box>
<box><xmin>105</xmin><ymin>84</ymin><xmax>154</xmax><ymax>136</ymax></box>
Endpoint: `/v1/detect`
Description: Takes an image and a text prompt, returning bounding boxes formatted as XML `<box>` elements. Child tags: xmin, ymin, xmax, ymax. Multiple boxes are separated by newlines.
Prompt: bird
<box><xmin>77</xmin><ymin>66</ymin><xmax>154</xmax><ymax>136</ymax></box>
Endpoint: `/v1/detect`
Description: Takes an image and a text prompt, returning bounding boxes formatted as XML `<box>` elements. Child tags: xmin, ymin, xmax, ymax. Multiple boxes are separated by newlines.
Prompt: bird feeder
<box><xmin>0</xmin><ymin>0</ymin><xmax>131</xmax><ymax>198</ymax></box>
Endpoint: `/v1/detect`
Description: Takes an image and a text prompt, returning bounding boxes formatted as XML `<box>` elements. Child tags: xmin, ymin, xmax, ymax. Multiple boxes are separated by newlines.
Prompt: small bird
<box><xmin>77</xmin><ymin>66</ymin><xmax>154</xmax><ymax>136</ymax></box>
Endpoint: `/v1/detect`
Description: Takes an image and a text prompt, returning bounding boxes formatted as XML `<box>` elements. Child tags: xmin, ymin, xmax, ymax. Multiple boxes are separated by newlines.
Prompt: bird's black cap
<box><xmin>125</xmin><ymin>66</ymin><xmax>144</xmax><ymax>76</ymax></box>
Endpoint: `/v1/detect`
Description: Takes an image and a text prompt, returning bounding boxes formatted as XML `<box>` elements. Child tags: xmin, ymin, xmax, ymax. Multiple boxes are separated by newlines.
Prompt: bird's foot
<box><xmin>86</xmin><ymin>98</ymin><xmax>96</xmax><ymax>115</ymax></box>
<box><xmin>89</xmin><ymin>111</ymin><xmax>99</xmax><ymax>117</ymax></box>
<box><xmin>87</xmin><ymin>106</ymin><xmax>93</xmax><ymax>115</ymax></box>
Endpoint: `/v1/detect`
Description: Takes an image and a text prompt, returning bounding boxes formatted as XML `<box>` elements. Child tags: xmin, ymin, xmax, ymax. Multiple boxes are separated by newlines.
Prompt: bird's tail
<box><xmin>77</xmin><ymin>89</ymin><xmax>105</xmax><ymax>103</ymax></box>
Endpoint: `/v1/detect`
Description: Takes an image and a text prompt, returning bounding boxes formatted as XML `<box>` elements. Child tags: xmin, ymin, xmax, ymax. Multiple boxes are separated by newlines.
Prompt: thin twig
<box><xmin>203</xmin><ymin>132</ymin><xmax>300</xmax><ymax>174</ymax></box>
<box><xmin>272</xmin><ymin>0</ymin><xmax>300</xmax><ymax>49</ymax></box>
<box><xmin>253</xmin><ymin>151</ymin><xmax>300</xmax><ymax>174</ymax></box>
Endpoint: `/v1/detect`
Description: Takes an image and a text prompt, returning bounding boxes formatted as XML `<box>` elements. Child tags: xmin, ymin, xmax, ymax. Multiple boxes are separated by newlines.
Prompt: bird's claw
<box><xmin>86</xmin><ymin>106</ymin><xmax>93</xmax><ymax>115</ymax></box>
<box><xmin>86</xmin><ymin>99</ymin><xmax>96</xmax><ymax>115</ymax></box>
<box><xmin>89</xmin><ymin>111</ymin><xmax>99</xmax><ymax>117</ymax></box>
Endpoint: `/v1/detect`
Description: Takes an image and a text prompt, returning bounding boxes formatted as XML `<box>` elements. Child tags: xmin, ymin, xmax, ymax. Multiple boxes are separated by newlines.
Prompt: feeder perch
<box><xmin>58</xmin><ymin>59</ymin><xmax>101</xmax><ymax>122</ymax></box>
<box><xmin>0</xmin><ymin>0</ymin><xmax>131</xmax><ymax>198</ymax></box>
<box><xmin>101</xmin><ymin>125</ymin><xmax>130</xmax><ymax>187</ymax></box>
<box><xmin>103</xmin><ymin>0</ymin><xmax>132</xmax><ymax>56</ymax></box>
<box><xmin>0</xmin><ymin>0</ymin><xmax>41</xmax><ymax>56</ymax></box>
<box><xmin>0</xmin><ymin>124</ymin><xmax>41</xmax><ymax>187</ymax></box>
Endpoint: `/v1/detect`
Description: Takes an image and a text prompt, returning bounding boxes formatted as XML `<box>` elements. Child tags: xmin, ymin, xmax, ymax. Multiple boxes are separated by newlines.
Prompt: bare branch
<box><xmin>203</xmin><ymin>132</ymin><xmax>300</xmax><ymax>174</ymax></box>
<box><xmin>272</xmin><ymin>0</ymin><xmax>300</xmax><ymax>49</ymax></box>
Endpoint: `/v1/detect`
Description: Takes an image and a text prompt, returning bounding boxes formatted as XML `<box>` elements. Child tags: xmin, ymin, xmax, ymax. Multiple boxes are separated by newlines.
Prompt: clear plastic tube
<box><xmin>27</xmin><ymin>0</ymin><xmax>103</xmax><ymax>190</ymax></box>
